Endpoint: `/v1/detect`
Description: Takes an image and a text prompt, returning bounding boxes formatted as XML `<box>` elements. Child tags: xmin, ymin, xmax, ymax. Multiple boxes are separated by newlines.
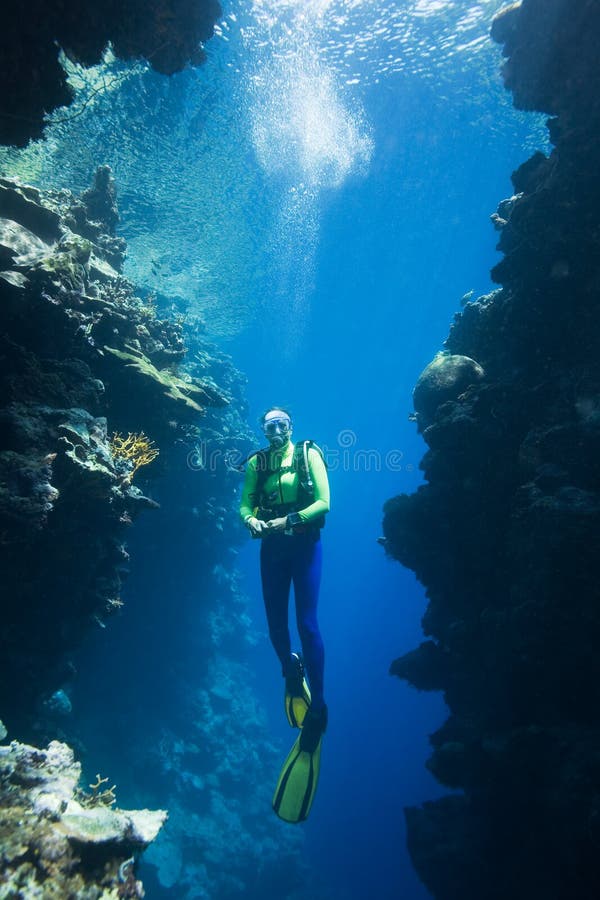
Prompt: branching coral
<box><xmin>110</xmin><ymin>432</ymin><xmax>159</xmax><ymax>478</ymax></box>
<box><xmin>76</xmin><ymin>773</ymin><xmax>118</xmax><ymax>808</ymax></box>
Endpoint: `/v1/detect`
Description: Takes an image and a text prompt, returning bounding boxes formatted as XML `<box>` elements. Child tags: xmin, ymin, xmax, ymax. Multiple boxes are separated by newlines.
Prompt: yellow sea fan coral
<box><xmin>110</xmin><ymin>432</ymin><xmax>159</xmax><ymax>478</ymax></box>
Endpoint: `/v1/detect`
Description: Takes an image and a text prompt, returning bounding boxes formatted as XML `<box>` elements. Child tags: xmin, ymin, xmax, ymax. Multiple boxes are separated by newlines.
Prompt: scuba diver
<box><xmin>239</xmin><ymin>406</ymin><xmax>330</xmax><ymax>821</ymax></box>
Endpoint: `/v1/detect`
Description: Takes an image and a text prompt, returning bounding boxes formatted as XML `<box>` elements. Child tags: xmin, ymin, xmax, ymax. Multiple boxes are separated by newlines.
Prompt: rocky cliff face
<box><xmin>382</xmin><ymin>2</ymin><xmax>600</xmax><ymax>898</ymax></box>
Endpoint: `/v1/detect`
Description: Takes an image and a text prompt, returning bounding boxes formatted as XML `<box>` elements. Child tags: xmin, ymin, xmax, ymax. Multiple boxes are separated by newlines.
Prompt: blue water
<box><xmin>224</xmin><ymin>12</ymin><xmax>543</xmax><ymax>893</ymax></box>
<box><xmin>226</xmin><ymin>28</ymin><xmax>544</xmax><ymax>900</ymax></box>
<box><xmin>2</xmin><ymin>1</ymin><xmax>549</xmax><ymax>897</ymax></box>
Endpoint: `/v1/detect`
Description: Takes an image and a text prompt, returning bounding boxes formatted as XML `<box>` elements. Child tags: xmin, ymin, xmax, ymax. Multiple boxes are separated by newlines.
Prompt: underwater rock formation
<box><xmin>0</xmin><ymin>166</ymin><xmax>229</xmax><ymax>736</ymax></box>
<box><xmin>412</xmin><ymin>352</ymin><xmax>485</xmax><ymax>432</ymax></box>
<box><xmin>1</xmin><ymin>0</ymin><xmax>221</xmax><ymax>146</ymax></box>
<box><xmin>0</xmin><ymin>735</ymin><xmax>166</xmax><ymax>896</ymax></box>
<box><xmin>383</xmin><ymin>2</ymin><xmax>600</xmax><ymax>898</ymax></box>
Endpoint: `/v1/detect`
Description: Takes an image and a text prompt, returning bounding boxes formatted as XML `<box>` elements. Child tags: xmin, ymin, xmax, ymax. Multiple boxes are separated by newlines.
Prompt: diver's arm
<box><xmin>239</xmin><ymin>458</ymin><xmax>267</xmax><ymax>535</ymax></box>
<box><xmin>239</xmin><ymin>456</ymin><xmax>258</xmax><ymax>522</ymax></box>
<box><xmin>296</xmin><ymin>447</ymin><xmax>330</xmax><ymax>523</ymax></box>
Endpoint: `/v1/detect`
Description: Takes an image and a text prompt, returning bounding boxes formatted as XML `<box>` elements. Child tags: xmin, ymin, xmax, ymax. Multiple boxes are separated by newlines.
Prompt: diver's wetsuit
<box><xmin>239</xmin><ymin>441</ymin><xmax>330</xmax><ymax>711</ymax></box>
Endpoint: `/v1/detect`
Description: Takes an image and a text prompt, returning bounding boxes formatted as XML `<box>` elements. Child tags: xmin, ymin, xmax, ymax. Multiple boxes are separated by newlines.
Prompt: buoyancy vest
<box><xmin>249</xmin><ymin>440</ymin><xmax>327</xmax><ymax>529</ymax></box>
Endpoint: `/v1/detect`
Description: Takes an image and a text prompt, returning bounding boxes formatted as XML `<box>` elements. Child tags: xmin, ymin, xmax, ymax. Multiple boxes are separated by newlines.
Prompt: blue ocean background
<box><xmin>1</xmin><ymin>2</ymin><xmax>549</xmax><ymax>897</ymax></box>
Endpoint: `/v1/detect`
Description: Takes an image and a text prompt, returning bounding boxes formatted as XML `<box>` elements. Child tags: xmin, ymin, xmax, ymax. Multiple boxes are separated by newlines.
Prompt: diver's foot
<box><xmin>284</xmin><ymin>652</ymin><xmax>311</xmax><ymax>728</ymax></box>
<box><xmin>299</xmin><ymin>704</ymin><xmax>328</xmax><ymax>754</ymax></box>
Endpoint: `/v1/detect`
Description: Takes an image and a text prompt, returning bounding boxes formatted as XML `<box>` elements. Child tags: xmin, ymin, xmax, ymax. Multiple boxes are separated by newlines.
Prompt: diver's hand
<box><xmin>246</xmin><ymin>516</ymin><xmax>268</xmax><ymax>537</ymax></box>
<box><xmin>266</xmin><ymin>516</ymin><xmax>288</xmax><ymax>533</ymax></box>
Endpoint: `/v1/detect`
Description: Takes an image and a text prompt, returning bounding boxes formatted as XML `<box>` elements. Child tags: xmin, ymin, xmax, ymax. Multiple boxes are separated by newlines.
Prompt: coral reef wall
<box><xmin>382</xmin><ymin>2</ymin><xmax>600</xmax><ymax>898</ymax></box>
<box><xmin>0</xmin><ymin>0</ymin><xmax>221</xmax><ymax>146</ymax></box>
<box><xmin>0</xmin><ymin>169</ymin><xmax>230</xmax><ymax>732</ymax></box>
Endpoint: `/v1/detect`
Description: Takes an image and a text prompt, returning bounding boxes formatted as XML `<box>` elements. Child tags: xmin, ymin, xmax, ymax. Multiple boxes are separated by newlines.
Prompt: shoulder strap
<box><xmin>295</xmin><ymin>440</ymin><xmax>326</xmax><ymax>467</ymax></box>
<box><xmin>292</xmin><ymin>440</ymin><xmax>327</xmax><ymax>500</ymax></box>
<box><xmin>307</xmin><ymin>440</ymin><xmax>327</xmax><ymax>467</ymax></box>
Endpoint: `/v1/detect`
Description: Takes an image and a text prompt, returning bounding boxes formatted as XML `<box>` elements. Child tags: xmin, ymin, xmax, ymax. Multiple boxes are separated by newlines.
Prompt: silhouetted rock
<box><xmin>0</xmin><ymin>0</ymin><xmax>221</xmax><ymax>146</ymax></box>
<box><xmin>384</xmin><ymin>2</ymin><xmax>600</xmax><ymax>897</ymax></box>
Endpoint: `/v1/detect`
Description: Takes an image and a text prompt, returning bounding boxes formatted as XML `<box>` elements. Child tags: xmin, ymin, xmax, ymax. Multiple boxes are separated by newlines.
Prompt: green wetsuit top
<box><xmin>239</xmin><ymin>441</ymin><xmax>330</xmax><ymax>524</ymax></box>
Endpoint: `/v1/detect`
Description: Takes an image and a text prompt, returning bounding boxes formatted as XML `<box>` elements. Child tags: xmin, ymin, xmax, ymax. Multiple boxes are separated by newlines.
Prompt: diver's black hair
<box><xmin>259</xmin><ymin>405</ymin><xmax>293</xmax><ymax>427</ymax></box>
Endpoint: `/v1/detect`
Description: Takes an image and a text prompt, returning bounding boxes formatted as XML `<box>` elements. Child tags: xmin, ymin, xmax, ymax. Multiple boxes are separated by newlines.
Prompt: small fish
<box><xmin>460</xmin><ymin>289</ymin><xmax>474</xmax><ymax>307</ymax></box>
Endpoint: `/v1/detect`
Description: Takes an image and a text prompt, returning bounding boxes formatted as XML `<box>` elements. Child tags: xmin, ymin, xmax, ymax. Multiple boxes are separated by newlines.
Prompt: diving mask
<box><xmin>263</xmin><ymin>417</ymin><xmax>291</xmax><ymax>437</ymax></box>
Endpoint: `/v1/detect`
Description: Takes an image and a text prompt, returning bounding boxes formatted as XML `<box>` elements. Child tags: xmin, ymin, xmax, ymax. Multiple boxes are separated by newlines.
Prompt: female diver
<box><xmin>239</xmin><ymin>406</ymin><xmax>330</xmax><ymax>755</ymax></box>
